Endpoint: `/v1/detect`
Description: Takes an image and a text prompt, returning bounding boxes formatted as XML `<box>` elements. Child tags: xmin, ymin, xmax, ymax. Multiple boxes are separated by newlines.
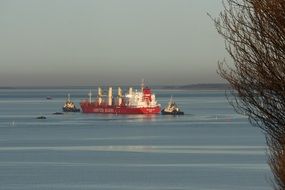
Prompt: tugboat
<box><xmin>161</xmin><ymin>97</ymin><xmax>184</xmax><ymax>115</ymax></box>
<box><xmin>36</xmin><ymin>116</ymin><xmax>46</xmax><ymax>119</ymax></box>
<box><xmin>62</xmin><ymin>94</ymin><xmax>80</xmax><ymax>112</ymax></box>
<box><xmin>46</xmin><ymin>96</ymin><xmax>53</xmax><ymax>100</ymax></box>
<box><xmin>53</xmin><ymin>112</ymin><xmax>64</xmax><ymax>115</ymax></box>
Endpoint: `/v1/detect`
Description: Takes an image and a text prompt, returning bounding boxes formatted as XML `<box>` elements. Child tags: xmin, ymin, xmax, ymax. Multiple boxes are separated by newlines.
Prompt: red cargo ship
<box><xmin>80</xmin><ymin>81</ymin><xmax>161</xmax><ymax>114</ymax></box>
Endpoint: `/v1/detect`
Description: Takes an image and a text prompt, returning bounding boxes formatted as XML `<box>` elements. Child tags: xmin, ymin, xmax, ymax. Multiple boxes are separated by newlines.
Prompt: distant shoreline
<box><xmin>0</xmin><ymin>87</ymin><xmax>15</xmax><ymax>89</ymax></box>
<box><xmin>0</xmin><ymin>83</ymin><xmax>230</xmax><ymax>90</ymax></box>
<box><xmin>157</xmin><ymin>83</ymin><xmax>230</xmax><ymax>90</ymax></box>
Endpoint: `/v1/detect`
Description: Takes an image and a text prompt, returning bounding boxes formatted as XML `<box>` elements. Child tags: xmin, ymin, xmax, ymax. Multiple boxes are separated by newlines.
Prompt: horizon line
<box><xmin>0</xmin><ymin>83</ymin><xmax>229</xmax><ymax>89</ymax></box>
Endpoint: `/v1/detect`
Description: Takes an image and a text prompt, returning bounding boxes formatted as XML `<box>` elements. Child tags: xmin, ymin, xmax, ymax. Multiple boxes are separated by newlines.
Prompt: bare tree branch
<box><xmin>212</xmin><ymin>0</ymin><xmax>285</xmax><ymax>189</ymax></box>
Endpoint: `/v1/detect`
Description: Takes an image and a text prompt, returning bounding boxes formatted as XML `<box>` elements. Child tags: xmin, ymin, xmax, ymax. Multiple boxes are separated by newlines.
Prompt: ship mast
<box><xmin>108</xmin><ymin>87</ymin><xmax>112</xmax><ymax>106</ymax></box>
<box><xmin>88</xmin><ymin>90</ymin><xmax>92</xmax><ymax>103</ymax></box>
<box><xmin>98</xmin><ymin>87</ymin><xmax>103</xmax><ymax>105</ymax></box>
<box><xmin>118</xmin><ymin>87</ymin><xmax>123</xmax><ymax>106</ymax></box>
<box><xmin>141</xmin><ymin>79</ymin><xmax>145</xmax><ymax>92</ymax></box>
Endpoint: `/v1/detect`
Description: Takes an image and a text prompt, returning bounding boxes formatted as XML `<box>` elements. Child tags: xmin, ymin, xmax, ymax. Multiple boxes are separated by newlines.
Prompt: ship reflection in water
<box><xmin>121</xmin><ymin>114</ymin><xmax>158</xmax><ymax>122</ymax></box>
<box><xmin>87</xmin><ymin>114</ymin><xmax>159</xmax><ymax>123</ymax></box>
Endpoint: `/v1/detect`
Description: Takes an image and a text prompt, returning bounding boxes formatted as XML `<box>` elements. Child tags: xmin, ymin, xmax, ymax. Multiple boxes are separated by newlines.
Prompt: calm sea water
<box><xmin>0</xmin><ymin>88</ymin><xmax>271</xmax><ymax>190</ymax></box>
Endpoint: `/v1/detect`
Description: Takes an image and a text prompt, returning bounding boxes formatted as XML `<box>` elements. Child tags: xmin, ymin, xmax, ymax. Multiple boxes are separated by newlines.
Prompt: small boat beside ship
<box><xmin>46</xmin><ymin>96</ymin><xmax>53</xmax><ymax>100</ymax></box>
<box><xmin>53</xmin><ymin>112</ymin><xmax>64</xmax><ymax>115</ymax></box>
<box><xmin>161</xmin><ymin>97</ymin><xmax>184</xmax><ymax>115</ymax></box>
<box><xmin>36</xmin><ymin>116</ymin><xmax>46</xmax><ymax>119</ymax></box>
<box><xmin>63</xmin><ymin>94</ymin><xmax>80</xmax><ymax>112</ymax></box>
<box><xmin>80</xmin><ymin>81</ymin><xmax>161</xmax><ymax>114</ymax></box>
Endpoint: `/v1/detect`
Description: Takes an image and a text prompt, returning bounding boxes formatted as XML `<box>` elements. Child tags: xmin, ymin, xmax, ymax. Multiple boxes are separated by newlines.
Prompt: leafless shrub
<box><xmin>212</xmin><ymin>0</ymin><xmax>285</xmax><ymax>189</ymax></box>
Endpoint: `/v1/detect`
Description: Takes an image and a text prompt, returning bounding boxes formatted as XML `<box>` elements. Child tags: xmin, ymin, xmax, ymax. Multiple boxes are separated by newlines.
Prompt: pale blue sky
<box><xmin>0</xmin><ymin>0</ymin><xmax>227</xmax><ymax>86</ymax></box>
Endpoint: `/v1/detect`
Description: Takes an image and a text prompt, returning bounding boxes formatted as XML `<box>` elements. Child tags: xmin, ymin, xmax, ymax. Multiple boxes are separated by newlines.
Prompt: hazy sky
<box><xmin>0</xmin><ymin>0</ymin><xmax>228</xmax><ymax>86</ymax></box>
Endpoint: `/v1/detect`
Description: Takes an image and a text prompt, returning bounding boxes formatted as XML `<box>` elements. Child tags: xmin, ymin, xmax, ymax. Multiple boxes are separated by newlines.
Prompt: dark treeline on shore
<box><xmin>159</xmin><ymin>83</ymin><xmax>230</xmax><ymax>90</ymax></box>
<box><xmin>0</xmin><ymin>83</ymin><xmax>230</xmax><ymax>90</ymax></box>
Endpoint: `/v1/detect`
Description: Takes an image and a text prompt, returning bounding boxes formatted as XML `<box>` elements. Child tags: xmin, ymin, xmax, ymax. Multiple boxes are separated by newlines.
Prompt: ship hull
<box><xmin>62</xmin><ymin>107</ymin><xmax>80</xmax><ymax>112</ymax></box>
<box><xmin>80</xmin><ymin>102</ymin><xmax>160</xmax><ymax>114</ymax></box>
<box><xmin>161</xmin><ymin>109</ymin><xmax>184</xmax><ymax>115</ymax></box>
